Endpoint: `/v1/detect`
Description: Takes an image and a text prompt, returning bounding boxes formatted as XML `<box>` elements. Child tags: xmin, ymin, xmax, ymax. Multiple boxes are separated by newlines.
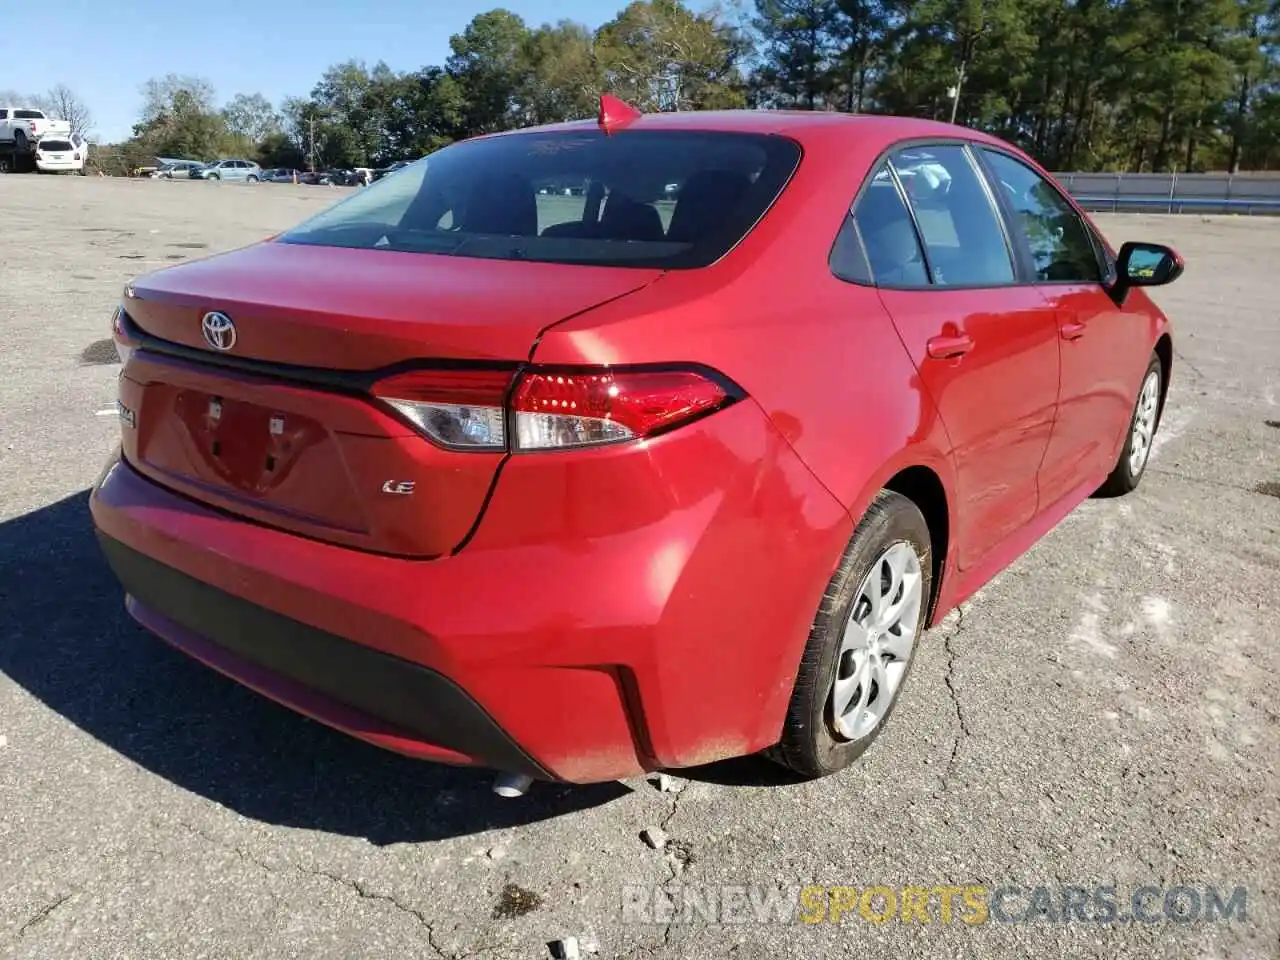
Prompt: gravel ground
<box><xmin>0</xmin><ymin>175</ymin><xmax>1277</xmax><ymax>960</ymax></box>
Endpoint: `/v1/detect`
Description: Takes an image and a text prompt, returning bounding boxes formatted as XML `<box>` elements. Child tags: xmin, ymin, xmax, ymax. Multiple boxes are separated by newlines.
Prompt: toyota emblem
<box><xmin>201</xmin><ymin>311</ymin><xmax>237</xmax><ymax>352</ymax></box>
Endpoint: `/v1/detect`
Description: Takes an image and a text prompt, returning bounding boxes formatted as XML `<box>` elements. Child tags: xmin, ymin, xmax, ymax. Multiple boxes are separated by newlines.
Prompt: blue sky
<box><xmin>5</xmin><ymin>0</ymin><xmax>671</xmax><ymax>142</ymax></box>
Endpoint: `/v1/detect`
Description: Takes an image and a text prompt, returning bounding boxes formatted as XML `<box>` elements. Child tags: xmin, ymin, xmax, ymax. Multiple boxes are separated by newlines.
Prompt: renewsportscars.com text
<box><xmin>620</xmin><ymin>883</ymin><xmax>1249</xmax><ymax>926</ymax></box>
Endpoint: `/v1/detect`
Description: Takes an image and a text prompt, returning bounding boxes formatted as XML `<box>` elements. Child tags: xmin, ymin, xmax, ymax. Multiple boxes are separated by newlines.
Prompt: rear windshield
<box><xmin>14</xmin><ymin>109</ymin><xmax>45</xmax><ymax>119</ymax></box>
<box><xmin>40</xmin><ymin>140</ymin><xmax>72</xmax><ymax>151</ymax></box>
<box><xmin>278</xmin><ymin>129</ymin><xmax>802</xmax><ymax>269</ymax></box>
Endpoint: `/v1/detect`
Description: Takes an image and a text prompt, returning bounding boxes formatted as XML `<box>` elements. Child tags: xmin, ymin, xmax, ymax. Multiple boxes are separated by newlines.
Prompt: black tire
<box><xmin>770</xmin><ymin>490</ymin><xmax>933</xmax><ymax>779</ymax></box>
<box><xmin>14</xmin><ymin>130</ymin><xmax>27</xmax><ymax>153</ymax></box>
<box><xmin>207</xmin><ymin>173</ymin><xmax>220</xmax><ymax>181</ymax></box>
<box><xmin>246</xmin><ymin>174</ymin><xmax>259</xmax><ymax>183</ymax></box>
<box><xmin>1096</xmin><ymin>353</ymin><xmax>1162</xmax><ymax>498</ymax></box>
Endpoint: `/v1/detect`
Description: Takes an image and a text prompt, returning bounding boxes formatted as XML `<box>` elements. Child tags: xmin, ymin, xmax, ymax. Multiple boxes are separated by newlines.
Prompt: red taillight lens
<box><xmin>511</xmin><ymin>368</ymin><xmax>731</xmax><ymax>450</ymax></box>
<box><xmin>371</xmin><ymin>368</ymin><xmax>513</xmax><ymax>450</ymax></box>
<box><xmin>372</xmin><ymin>365</ymin><xmax>737</xmax><ymax>452</ymax></box>
<box><xmin>111</xmin><ymin>305</ymin><xmax>134</xmax><ymax>364</ymax></box>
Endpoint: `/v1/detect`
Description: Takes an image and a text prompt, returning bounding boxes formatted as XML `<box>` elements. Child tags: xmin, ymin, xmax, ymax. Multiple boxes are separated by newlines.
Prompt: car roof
<box><xmin>481</xmin><ymin>109</ymin><xmax>1010</xmax><ymax>150</ymax></box>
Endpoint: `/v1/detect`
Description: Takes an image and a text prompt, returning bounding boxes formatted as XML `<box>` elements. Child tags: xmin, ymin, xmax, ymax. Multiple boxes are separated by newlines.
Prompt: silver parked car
<box><xmin>154</xmin><ymin>159</ymin><xmax>203</xmax><ymax>179</ymax></box>
<box><xmin>190</xmin><ymin>159</ymin><xmax>262</xmax><ymax>182</ymax></box>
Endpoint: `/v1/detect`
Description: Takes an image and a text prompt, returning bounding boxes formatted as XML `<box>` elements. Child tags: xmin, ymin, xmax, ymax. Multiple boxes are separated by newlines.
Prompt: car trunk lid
<box><xmin>127</xmin><ymin>240</ymin><xmax>660</xmax><ymax>367</ymax></box>
<box><xmin>118</xmin><ymin>241</ymin><xmax>662</xmax><ymax>556</ymax></box>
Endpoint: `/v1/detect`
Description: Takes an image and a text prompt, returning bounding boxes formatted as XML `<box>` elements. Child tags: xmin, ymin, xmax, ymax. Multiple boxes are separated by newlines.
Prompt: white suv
<box><xmin>35</xmin><ymin>134</ymin><xmax>88</xmax><ymax>173</ymax></box>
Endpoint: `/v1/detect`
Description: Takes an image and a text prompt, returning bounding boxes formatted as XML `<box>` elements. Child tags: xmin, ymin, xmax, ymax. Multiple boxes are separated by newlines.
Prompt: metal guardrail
<box><xmin>1053</xmin><ymin>171</ymin><xmax>1280</xmax><ymax>215</ymax></box>
<box><xmin>1072</xmin><ymin>196</ymin><xmax>1280</xmax><ymax>214</ymax></box>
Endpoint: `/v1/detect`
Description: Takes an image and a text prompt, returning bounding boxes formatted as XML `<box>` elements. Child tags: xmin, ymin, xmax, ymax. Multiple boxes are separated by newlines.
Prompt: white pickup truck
<box><xmin>0</xmin><ymin>107</ymin><xmax>73</xmax><ymax>154</ymax></box>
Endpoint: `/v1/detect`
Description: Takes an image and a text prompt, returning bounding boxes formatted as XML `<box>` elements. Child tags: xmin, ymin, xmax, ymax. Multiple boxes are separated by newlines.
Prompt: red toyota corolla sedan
<box><xmin>90</xmin><ymin>100</ymin><xmax>1183</xmax><ymax>787</ymax></box>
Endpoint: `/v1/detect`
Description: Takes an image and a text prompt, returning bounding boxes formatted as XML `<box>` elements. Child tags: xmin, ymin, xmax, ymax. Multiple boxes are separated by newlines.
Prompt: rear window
<box><xmin>279</xmin><ymin>129</ymin><xmax>802</xmax><ymax>269</ymax></box>
<box><xmin>39</xmin><ymin>140</ymin><xmax>72</xmax><ymax>152</ymax></box>
<box><xmin>14</xmin><ymin>109</ymin><xmax>45</xmax><ymax>119</ymax></box>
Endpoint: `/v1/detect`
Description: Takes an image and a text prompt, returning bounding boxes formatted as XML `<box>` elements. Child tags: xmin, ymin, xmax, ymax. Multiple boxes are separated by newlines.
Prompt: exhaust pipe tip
<box><xmin>493</xmin><ymin>773</ymin><xmax>534</xmax><ymax>798</ymax></box>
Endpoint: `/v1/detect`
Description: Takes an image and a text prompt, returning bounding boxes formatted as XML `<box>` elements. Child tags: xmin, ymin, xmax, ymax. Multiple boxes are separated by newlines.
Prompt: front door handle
<box><xmin>1060</xmin><ymin>320</ymin><xmax>1087</xmax><ymax>340</ymax></box>
<box><xmin>926</xmin><ymin>333</ymin><xmax>974</xmax><ymax>360</ymax></box>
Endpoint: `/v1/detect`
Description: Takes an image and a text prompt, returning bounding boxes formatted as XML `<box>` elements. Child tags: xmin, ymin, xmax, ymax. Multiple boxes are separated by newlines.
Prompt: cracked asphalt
<box><xmin>1</xmin><ymin>176</ymin><xmax>1277</xmax><ymax>959</ymax></box>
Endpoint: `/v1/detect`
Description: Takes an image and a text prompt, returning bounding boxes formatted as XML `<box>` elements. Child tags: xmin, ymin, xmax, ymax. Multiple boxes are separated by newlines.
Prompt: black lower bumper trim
<box><xmin>96</xmin><ymin>533</ymin><xmax>550</xmax><ymax>780</ymax></box>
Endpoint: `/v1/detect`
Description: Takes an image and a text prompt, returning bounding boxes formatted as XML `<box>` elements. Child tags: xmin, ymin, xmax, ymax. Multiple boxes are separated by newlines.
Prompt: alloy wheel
<box><xmin>1129</xmin><ymin>369</ymin><xmax>1161</xmax><ymax>475</ymax></box>
<box><xmin>828</xmin><ymin>541</ymin><xmax>924</xmax><ymax>741</ymax></box>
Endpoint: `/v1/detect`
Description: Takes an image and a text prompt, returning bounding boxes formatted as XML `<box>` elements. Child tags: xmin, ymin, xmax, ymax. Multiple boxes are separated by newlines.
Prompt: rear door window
<box><xmin>40</xmin><ymin>140</ymin><xmax>72</xmax><ymax>152</ymax></box>
<box><xmin>889</xmin><ymin>145</ymin><xmax>1015</xmax><ymax>287</ymax></box>
<box><xmin>839</xmin><ymin>164</ymin><xmax>929</xmax><ymax>287</ymax></box>
<box><xmin>280</xmin><ymin>130</ymin><xmax>802</xmax><ymax>269</ymax></box>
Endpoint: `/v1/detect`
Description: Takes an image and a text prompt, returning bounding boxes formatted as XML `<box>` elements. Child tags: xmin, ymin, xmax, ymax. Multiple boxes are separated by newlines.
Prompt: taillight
<box><xmin>372</xmin><ymin>368</ymin><xmax>513</xmax><ymax>451</ymax></box>
<box><xmin>111</xmin><ymin>306</ymin><xmax>134</xmax><ymax>365</ymax></box>
<box><xmin>512</xmin><ymin>369</ymin><xmax>730</xmax><ymax>450</ymax></box>
<box><xmin>373</xmin><ymin>366</ymin><xmax>738</xmax><ymax>453</ymax></box>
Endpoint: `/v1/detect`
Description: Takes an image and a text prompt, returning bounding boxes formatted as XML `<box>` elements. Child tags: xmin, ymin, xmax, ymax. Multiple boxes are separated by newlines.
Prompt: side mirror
<box><xmin>1107</xmin><ymin>241</ymin><xmax>1184</xmax><ymax>305</ymax></box>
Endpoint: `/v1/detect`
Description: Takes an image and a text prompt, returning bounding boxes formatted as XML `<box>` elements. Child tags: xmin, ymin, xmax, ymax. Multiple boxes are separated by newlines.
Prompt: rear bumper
<box><xmin>98</xmin><ymin>533</ymin><xmax>550</xmax><ymax>778</ymax></box>
<box><xmin>90</xmin><ymin>399</ymin><xmax>851</xmax><ymax>782</ymax></box>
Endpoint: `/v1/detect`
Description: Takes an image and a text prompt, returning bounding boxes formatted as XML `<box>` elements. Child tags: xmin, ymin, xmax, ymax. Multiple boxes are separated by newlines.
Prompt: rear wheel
<box><xmin>246</xmin><ymin>174</ymin><xmax>259</xmax><ymax>183</ymax></box>
<box><xmin>771</xmin><ymin>490</ymin><xmax>932</xmax><ymax>779</ymax></box>
<box><xmin>14</xmin><ymin>130</ymin><xmax>28</xmax><ymax>153</ymax></box>
<box><xmin>1097</xmin><ymin>353</ymin><xmax>1162</xmax><ymax>497</ymax></box>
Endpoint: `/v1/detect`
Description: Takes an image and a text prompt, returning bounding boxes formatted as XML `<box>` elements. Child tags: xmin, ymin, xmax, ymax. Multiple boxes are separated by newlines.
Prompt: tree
<box><xmin>256</xmin><ymin>130</ymin><xmax>307</xmax><ymax>169</ymax></box>
<box><xmin>1114</xmin><ymin>0</ymin><xmax>1238</xmax><ymax>170</ymax></box>
<box><xmin>375</xmin><ymin>67</ymin><xmax>467</xmax><ymax>159</ymax></box>
<box><xmin>222</xmin><ymin>92</ymin><xmax>281</xmax><ymax>144</ymax></box>
<box><xmin>42</xmin><ymin>85</ymin><xmax>93</xmax><ymax>136</ymax></box>
<box><xmin>133</xmin><ymin>75</ymin><xmax>226</xmax><ymax>160</ymax></box>
<box><xmin>282</xmin><ymin>96</ymin><xmax>333</xmax><ymax>169</ymax></box>
<box><xmin>311</xmin><ymin>60</ymin><xmax>384</xmax><ymax>165</ymax></box>
<box><xmin>752</xmin><ymin>0</ymin><xmax>842</xmax><ymax>109</ymax></box>
<box><xmin>596</xmin><ymin>0</ymin><xmax>749</xmax><ymax>111</ymax></box>
<box><xmin>140</xmin><ymin>75</ymin><xmax>217</xmax><ymax>125</ymax></box>
<box><xmin>826</xmin><ymin>0</ymin><xmax>891</xmax><ymax>113</ymax></box>
<box><xmin>872</xmin><ymin>0</ymin><xmax>1040</xmax><ymax>127</ymax></box>
<box><xmin>522</xmin><ymin>21</ymin><xmax>603</xmax><ymax>123</ymax></box>
<box><xmin>1220</xmin><ymin>0</ymin><xmax>1280</xmax><ymax>169</ymax></box>
<box><xmin>447</xmin><ymin>9</ymin><xmax>534</xmax><ymax>132</ymax></box>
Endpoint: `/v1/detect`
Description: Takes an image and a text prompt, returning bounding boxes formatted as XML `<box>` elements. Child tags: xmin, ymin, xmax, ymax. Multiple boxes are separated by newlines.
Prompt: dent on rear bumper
<box><xmin>90</xmin><ymin>399</ymin><xmax>852</xmax><ymax>782</ymax></box>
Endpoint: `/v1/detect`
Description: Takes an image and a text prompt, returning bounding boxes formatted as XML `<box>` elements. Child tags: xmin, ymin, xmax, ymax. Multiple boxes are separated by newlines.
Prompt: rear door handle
<box><xmin>1060</xmin><ymin>320</ymin><xmax>1087</xmax><ymax>340</ymax></box>
<box><xmin>926</xmin><ymin>333</ymin><xmax>974</xmax><ymax>360</ymax></box>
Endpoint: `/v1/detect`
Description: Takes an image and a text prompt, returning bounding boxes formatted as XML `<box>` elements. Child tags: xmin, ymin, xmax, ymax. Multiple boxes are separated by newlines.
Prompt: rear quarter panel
<box><xmin>532</xmin><ymin>124</ymin><xmax>960</xmax><ymax>568</ymax></box>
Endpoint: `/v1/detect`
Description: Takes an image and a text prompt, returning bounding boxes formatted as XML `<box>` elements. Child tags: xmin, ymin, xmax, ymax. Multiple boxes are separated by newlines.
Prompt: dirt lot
<box><xmin>1</xmin><ymin>175</ymin><xmax>1277</xmax><ymax>960</ymax></box>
